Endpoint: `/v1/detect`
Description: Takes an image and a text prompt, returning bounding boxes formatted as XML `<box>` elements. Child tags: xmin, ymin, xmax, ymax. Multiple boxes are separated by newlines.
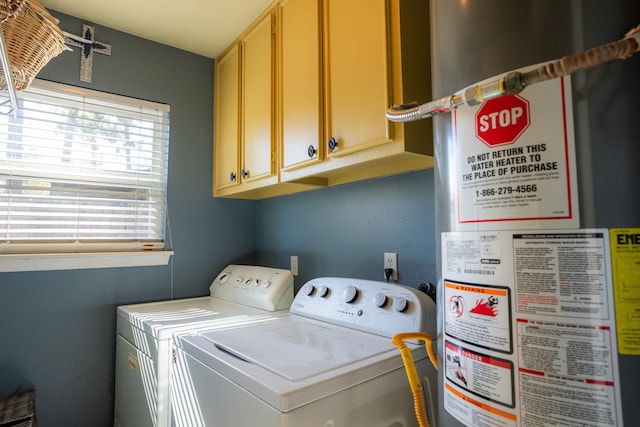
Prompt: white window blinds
<box><xmin>0</xmin><ymin>80</ymin><xmax>170</xmax><ymax>254</ymax></box>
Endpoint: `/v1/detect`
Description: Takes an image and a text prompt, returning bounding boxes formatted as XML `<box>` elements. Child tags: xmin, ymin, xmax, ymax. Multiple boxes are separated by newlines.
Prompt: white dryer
<box><xmin>114</xmin><ymin>264</ymin><xmax>294</xmax><ymax>427</ymax></box>
<box><xmin>172</xmin><ymin>277</ymin><xmax>438</xmax><ymax>427</ymax></box>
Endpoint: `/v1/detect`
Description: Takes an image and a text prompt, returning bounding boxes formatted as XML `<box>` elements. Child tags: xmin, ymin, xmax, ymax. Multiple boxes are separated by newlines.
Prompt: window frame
<box><xmin>0</xmin><ymin>80</ymin><xmax>173</xmax><ymax>272</ymax></box>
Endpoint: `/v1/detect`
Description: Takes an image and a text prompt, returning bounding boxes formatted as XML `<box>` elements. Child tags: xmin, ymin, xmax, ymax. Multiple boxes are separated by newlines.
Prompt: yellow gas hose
<box><xmin>391</xmin><ymin>332</ymin><xmax>438</xmax><ymax>427</ymax></box>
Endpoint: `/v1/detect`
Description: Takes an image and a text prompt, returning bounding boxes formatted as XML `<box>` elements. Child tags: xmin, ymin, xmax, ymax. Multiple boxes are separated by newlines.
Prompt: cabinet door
<box><xmin>324</xmin><ymin>0</ymin><xmax>391</xmax><ymax>155</ymax></box>
<box><xmin>242</xmin><ymin>13</ymin><xmax>276</xmax><ymax>182</ymax></box>
<box><xmin>280</xmin><ymin>0</ymin><xmax>322</xmax><ymax>170</ymax></box>
<box><xmin>213</xmin><ymin>44</ymin><xmax>240</xmax><ymax>193</ymax></box>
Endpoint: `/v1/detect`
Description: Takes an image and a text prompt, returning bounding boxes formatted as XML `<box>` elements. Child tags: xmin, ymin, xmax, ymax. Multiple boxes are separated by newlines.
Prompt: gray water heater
<box><xmin>430</xmin><ymin>1</ymin><xmax>640</xmax><ymax>426</ymax></box>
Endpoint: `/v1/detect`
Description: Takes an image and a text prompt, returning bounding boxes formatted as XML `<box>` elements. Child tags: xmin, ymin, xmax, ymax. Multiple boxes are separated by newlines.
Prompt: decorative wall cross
<box><xmin>63</xmin><ymin>24</ymin><xmax>112</xmax><ymax>83</ymax></box>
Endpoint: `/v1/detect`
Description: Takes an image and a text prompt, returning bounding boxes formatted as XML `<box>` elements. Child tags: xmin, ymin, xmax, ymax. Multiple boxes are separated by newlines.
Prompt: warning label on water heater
<box><xmin>442</xmin><ymin>230</ymin><xmax>623</xmax><ymax>427</ymax></box>
<box><xmin>452</xmin><ymin>66</ymin><xmax>579</xmax><ymax>231</ymax></box>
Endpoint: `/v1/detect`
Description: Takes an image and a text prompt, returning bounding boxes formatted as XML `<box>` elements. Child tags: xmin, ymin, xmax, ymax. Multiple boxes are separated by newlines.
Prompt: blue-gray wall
<box><xmin>0</xmin><ymin>9</ymin><xmax>437</xmax><ymax>427</ymax></box>
<box><xmin>0</xmin><ymin>11</ymin><xmax>257</xmax><ymax>426</ymax></box>
<box><xmin>257</xmin><ymin>169</ymin><xmax>437</xmax><ymax>293</ymax></box>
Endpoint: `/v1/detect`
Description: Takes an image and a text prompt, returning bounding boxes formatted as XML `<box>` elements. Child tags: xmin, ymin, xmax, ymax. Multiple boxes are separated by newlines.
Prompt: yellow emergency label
<box><xmin>610</xmin><ymin>228</ymin><xmax>640</xmax><ymax>354</ymax></box>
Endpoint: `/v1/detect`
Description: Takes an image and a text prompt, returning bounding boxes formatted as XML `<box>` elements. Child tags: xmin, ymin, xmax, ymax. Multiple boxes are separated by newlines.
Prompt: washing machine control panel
<box><xmin>209</xmin><ymin>265</ymin><xmax>294</xmax><ymax>311</ymax></box>
<box><xmin>292</xmin><ymin>278</ymin><xmax>435</xmax><ymax>338</ymax></box>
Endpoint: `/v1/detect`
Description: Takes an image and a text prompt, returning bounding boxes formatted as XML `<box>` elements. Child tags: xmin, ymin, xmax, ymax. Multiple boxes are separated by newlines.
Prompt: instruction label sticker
<box><xmin>452</xmin><ymin>68</ymin><xmax>579</xmax><ymax>231</ymax></box>
<box><xmin>513</xmin><ymin>232</ymin><xmax>610</xmax><ymax>319</ymax></box>
<box><xmin>610</xmin><ymin>228</ymin><xmax>640</xmax><ymax>354</ymax></box>
<box><xmin>442</xmin><ymin>230</ymin><xmax>622</xmax><ymax>427</ymax></box>
<box><xmin>516</xmin><ymin>318</ymin><xmax>618</xmax><ymax>426</ymax></box>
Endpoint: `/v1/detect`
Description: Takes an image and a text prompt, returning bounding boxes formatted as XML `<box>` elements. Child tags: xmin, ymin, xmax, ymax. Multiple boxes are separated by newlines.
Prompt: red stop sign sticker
<box><xmin>475</xmin><ymin>95</ymin><xmax>530</xmax><ymax>147</ymax></box>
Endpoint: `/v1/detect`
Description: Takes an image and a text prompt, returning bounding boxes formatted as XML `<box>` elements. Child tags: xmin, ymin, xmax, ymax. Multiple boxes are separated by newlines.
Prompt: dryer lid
<box><xmin>118</xmin><ymin>297</ymin><xmax>267</xmax><ymax>339</ymax></box>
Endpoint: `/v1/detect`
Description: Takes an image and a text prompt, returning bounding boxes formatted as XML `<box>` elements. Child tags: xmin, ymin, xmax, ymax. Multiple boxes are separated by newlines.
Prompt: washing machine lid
<box><xmin>118</xmin><ymin>297</ymin><xmax>270</xmax><ymax>339</ymax></box>
<box><xmin>206</xmin><ymin>314</ymin><xmax>392</xmax><ymax>380</ymax></box>
<box><xmin>177</xmin><ymin>313</ymin><xmax>416</xmax><ymax>411</ymax></box>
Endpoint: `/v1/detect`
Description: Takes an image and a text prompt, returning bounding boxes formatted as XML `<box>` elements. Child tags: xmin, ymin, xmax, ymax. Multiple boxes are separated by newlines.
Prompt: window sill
<box><xmin>0</xmin><ymin>251</ymin><xmax>174</xmax><ymax>273</ymax></box>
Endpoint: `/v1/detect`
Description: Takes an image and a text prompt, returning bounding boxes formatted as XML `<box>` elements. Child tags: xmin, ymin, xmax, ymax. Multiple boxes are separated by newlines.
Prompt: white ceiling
<box><xmin>40</xmin><ymin>0</ymin><xmax>274</xmax><ymax>58</ymax></box>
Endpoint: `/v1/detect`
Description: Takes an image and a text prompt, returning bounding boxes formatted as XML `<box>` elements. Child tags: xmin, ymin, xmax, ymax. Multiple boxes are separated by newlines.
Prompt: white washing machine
<box><xmin>172</xmin><ymin>277</ymin><xmax>438</xmax><ymax>427</ymax></box>
<box><xmin>114</xmin><ymin>264</ymin><xmax>294</xmax><ymax>427</ymax></box>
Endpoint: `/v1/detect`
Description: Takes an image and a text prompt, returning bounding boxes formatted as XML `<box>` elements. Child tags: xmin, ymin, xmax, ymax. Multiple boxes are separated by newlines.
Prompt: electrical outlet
<box><xmin>290</xmin><ymin>255</ymin><xmax>298</xmax><ymax>276</ymax></box>
<box><xmin>384</xmin><ymin>252</ymin><xmax>398</xmax><ymax>280</ymax></box>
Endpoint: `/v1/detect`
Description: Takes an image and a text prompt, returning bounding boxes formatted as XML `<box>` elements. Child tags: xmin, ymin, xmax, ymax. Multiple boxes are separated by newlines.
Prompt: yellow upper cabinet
<box><xmin>280</xmin><ymin>0</ymin><xmax>323</xmax><ymax>171</ymax></box>
<box><xmin>213</xmin><ymin>43</ymin><xmax>240</xmax><ymax>195</ymax></box>
<box><xmin>213</xmin><ymin>0</ymin><xmax>433</xmax><ymax>198</ymax></box>
<box><xmin>242</xmin><ymin>14</ymin><xmax>276</xmax><ymax>185</ymax></box>
<box><xmin>280</xmin><ymin>0</ymin><xmax>433</xmax><ymax>186</ymax></box>
<box><xmin>323</xmin><ymin>0</ymin><xmax>390</xmax><ymax>155</ymax></box>
<box><xmin>213</xmin><ymin>9</ymin><xmax>279</xmax><ymax>198</ymax></box>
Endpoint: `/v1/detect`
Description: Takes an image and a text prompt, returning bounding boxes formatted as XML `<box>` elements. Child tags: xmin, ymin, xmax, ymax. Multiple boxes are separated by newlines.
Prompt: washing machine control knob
<box><xmin>373</xmin><ymin>293</ymin><xmax>387</xmax><ymax>307</ymax></box>
<box><xmin>393</xmin><ymin>297</ymin><xmax>408</xmax><ymax>312</ymax></box>
<box><xmin>302</xmin><ymin>284</ymin><xmax>315</xmax><ymax>296</ymax></box>
<box><xmin>260</xmin><ymin>279</ymin><xmax>270</xmax><ymax>288</ymax></box>
<box><xmin>318</xmin><ymin>285</ymin><xmax>329</xmax><ymax>297</ymax></box>
<box><xmin>343</xmin><ymin>285</ymin><xmax>358</xmax><ymax>303</ymax></box>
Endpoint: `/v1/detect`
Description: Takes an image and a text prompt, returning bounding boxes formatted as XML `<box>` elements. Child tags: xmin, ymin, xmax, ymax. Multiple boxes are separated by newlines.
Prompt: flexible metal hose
<box><xmin>387</xmin><ymin>24</ymin><xmax>640</xmax><ymax>123</ymax></box>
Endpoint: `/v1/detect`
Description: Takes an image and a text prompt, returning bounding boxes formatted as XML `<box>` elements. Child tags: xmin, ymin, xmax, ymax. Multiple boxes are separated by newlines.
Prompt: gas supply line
<box><xmin>387</xmin><ymin>24</ymin><xmax>640</xmax><ymax>123</ymax></box>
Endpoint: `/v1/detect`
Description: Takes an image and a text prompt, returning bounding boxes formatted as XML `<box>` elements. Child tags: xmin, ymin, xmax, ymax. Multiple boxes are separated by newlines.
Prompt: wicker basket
<box><xmin>0</xmin><ymin>0</ymin><xmax>27</xmax><ymax>23</ymax></box>
<box><xmin>0</xmin><ymin>0</ymin><xmax>65</xmax><ymax>91</ymax></box>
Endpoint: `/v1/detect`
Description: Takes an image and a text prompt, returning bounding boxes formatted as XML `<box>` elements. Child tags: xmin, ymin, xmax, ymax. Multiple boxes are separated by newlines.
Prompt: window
<box><xmin>0</xmin><ymin>80</ymin><xmax>170</xmax><ymax>262</ymax></box>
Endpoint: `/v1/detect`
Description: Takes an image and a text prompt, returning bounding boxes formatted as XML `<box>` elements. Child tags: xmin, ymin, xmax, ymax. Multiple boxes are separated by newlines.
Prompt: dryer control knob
<box><xmin>393</xmin><ymin>297</ymin><xmax>408</xmax><ymax>312</ymax></box>
<box><xmin>302</xmin><ymin>284</ymin><xmax>315</xmax><ymax>296</ymax></box>
<box><xmin>343</xmin><ymin>285</ymin><xmax>358</xmax><ymax>303</ymax></box>
<box><xmin>260</xmin><ymin>279</ymin><xmax>270</xmax><ymax>288</ymax></box>
<box><xmin>218</xmin><ymin>272</ymin><xmax>231</xmax><ymax>285</ymax></box>
<box><xmin>373</xmin><ymin>293</ymin><xmax>387</xmax><ymax>307</ymax></box>
<box><xmin>318</xmin><ymin>285</ymin><xmax>329</xmax><ymax>297</ymax></box>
